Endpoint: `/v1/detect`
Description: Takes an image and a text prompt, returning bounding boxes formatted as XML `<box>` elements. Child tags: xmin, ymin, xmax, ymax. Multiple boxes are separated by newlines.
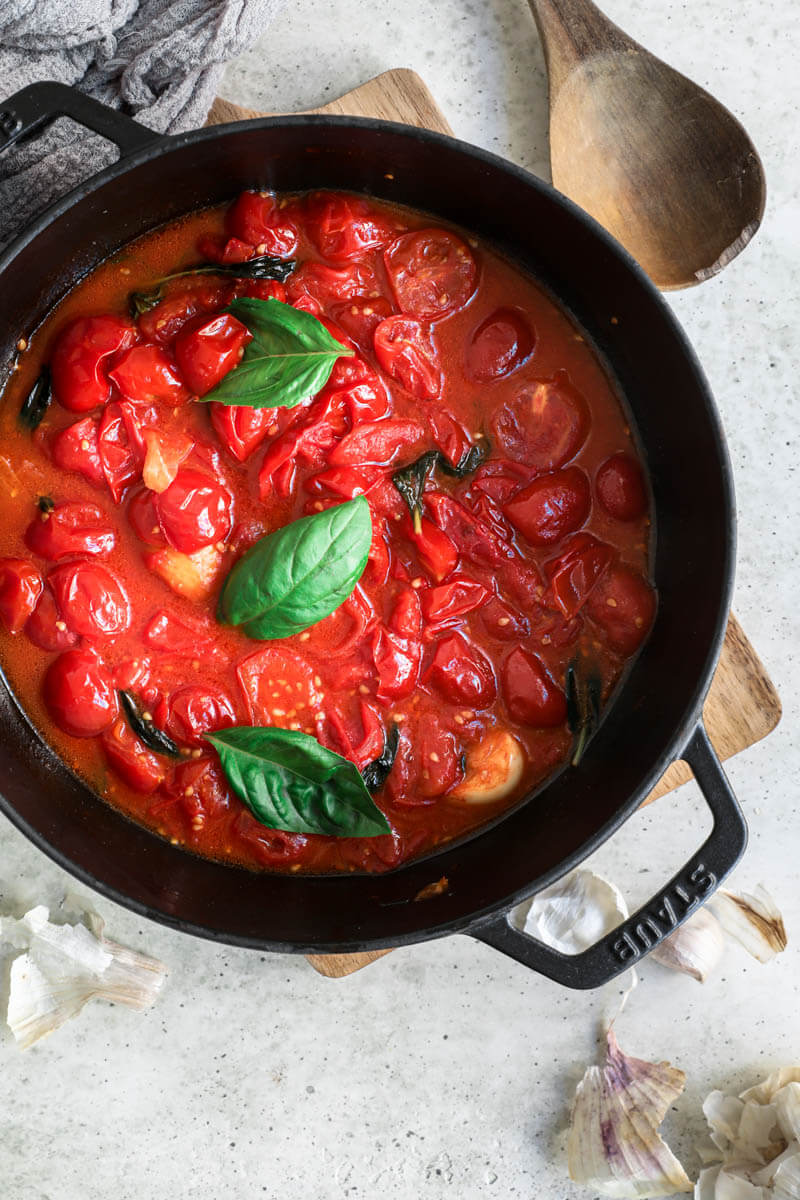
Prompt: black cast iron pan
<box><xmin>0</xmin><ymin>82</ymin><xmax>747</xmax><ymax>988</ymax></box>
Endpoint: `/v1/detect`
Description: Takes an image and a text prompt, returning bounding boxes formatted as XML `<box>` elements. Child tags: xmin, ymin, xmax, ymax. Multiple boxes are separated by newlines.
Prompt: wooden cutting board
<box><xmin>207</xmin><ymin>70</ymin><xmax>781</xmax><ymax>979</ymax></box>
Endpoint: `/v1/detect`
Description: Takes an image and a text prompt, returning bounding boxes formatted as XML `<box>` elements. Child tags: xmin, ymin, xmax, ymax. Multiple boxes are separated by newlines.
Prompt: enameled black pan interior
<box><xmin>0</xmin><ymin>119</ymin><xmax>733</xmax><ymax>951</ymax></box>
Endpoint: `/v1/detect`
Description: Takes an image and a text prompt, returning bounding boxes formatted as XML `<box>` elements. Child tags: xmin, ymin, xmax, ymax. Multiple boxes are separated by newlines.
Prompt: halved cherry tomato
<box><xmin>24</xmin><ymin>586</ymin><xmax>78</xmax><ymax>651</ymax></box>
<box><xmin>427</xmin><ymin>632</ymin><xmax>496</xmax><ymax>708</ymax></box>
<box><xmin>323</xmin><ymin>355</ymin><xmax>391</xmax><ymax>423</ymax></box>
<box><xmin>137</xmin><ymin>281</ymin><xmax>231</xmax><ymax>344</ymax></box>
<box><xmin>143</xmin><ymin>609</ymin><xmax>223</xmax><ymax>662</ymax></box>
<box><xmin>585</xmin><ymin>565</ymin><xmax>656</xmax><ymax>655</ymax></box>
<box><xmin>50</xmin><ymin>416</ymin><xmax>104</xmax><ymax>487</ymax></box>
<box><xmin>109</xmin><ymin>344</ymin><xmax>190</xmax><ymax>405</ymax></box>
<box><xmin>305</xmin><ymin>192</ymin><xmax>396</xmax><ymax>262</ymax></box>
<box><xmin>502</xmin><ymin>646</ymin><xmax>567</xmax><ymax>727</ymax></box>
<box><xmin>329</xmin><ymin>418</ymin><xmax>424</xmax><ymax>467</ymax></box>
<box><xmin>326</xmin><ymin>700</ymin><xmax>385</xmax><ymax>770</ymax></box>
<box><xmin>595</xmin><ymin>452</ymin><xmax>648</xmax><ymax>521</ymax></box>
<box><xmin>258</xmin><ymin>393</ymin><xmax>349</xmax><ymax>499</ymax></box>
<box><xmin>466</xmin><ymin>308</ymin><xmax>534</xmax><ymax>381</ymax></box>
<box><xmin>404</xmin><ymin>513</ymin><xmax>459</xmax><ymax>582</ymax></box>
<box><xmin>492</xmin><ymin>370</ymin><xmax>589</xmax><ymax>469</ymax></box>
<box><xmin>49</xmin><ymin>561</ymin><xmax>131</xmax><ymax>637</ymax></box>
<box><xmin>128</xmin><ymin>488</ymin><xmax>165</xmax><ymax>545</ymax></box>
<box><xmin>384</xmin><ymin>230</ymin><xmax>477</xmax><ymax>320</ymax></box>
<box><xmin>44</xmin><ymin>649</ymin><xmax>118</xmax><ymax>737</ymax></box>
<box><xmin>209</xmin><ymin>403</ymin><xmax>276</xmax><ymax>462</ymax></box>
<box><xmin>173</xmin><ymin>313</ymin><xmax>249</xmax><ymax>397</ymax></box>
<box><xmin>25</xmin><ymin>501</ymin><xmax>115</xmax><ymax>561</ymax></box>
<box><xmin>98</xmin><ymin>400</ymin><xmax>147</xmax><ymax>503</ymax></box>
<box><xmin>373</xmin><ymin>316</ymin><xmax>441</xmax><ymax>400</ymax></box>
<box><xmin>416</xmin><ymin>716</ymin><xmax>464</xmax><ymax>798</ymax></box>
<box><xmin>544</xmin><ymin>533</ymin><xmax>615</xmax><ymax>618</ymax></box>
<box><xmin>226</xmin><ymin>191</ymin><xmax>299</xmax><ymax>257</ymax></box>
<box><xmin>50</xmin><ymin>315</ymin><xmax>137</xmax><ymax>413</ymax></box>
<box><xmin>480</xmin><ymin>594</ymin><xmax>530</xmax><ymax>640</ymax></box>
<box><xmin>155</xmin><ymin>468</ymin><xmax>233</xmax><ymax>553</ymax></box>
<box><xmin>162</xmin><ymin>685</ymin><xmax>236</xmax><ymax>746</ymax></box>
<box><xmin>287</xmin><ymin>260</ymin><xmax>382</xmax><ymax>308</ymax></box>
<box><xmin>503</xmin><ymin>467</ymin><xmax>591</xmax><ymax>546</ymax></box>
<box><xmin>233</xmin><ymin>809</ymin><xmax>309</xmax><ymax>867</ymax></box>
<box><xmin>236</xmin><ymin>646</ymin><xmax>324</xmax><ymax>725</ymax></box>
<box><xmin>101</xmin><ymin>719</ymin><xmax>165</xmax><ymax>793</ymax></box>
<box><xmin>420</xmin><ymin>577</ymin><xmax>489</xmax><ymax>625</ymax></box>
<box><xmin>0</xmin><ymin>558</ymin><xmax>43</xmax><ymax>633</ymax></box>
<box><xmin>197</xmin><ymin>233</ymin><xmax>254</xmax><ymax>265</ymax></box>
<box><xmin>372</xmin><ymin>627</ymin><xmax>422</xmax><ymax>704</ymax></box>
<box><xmin>333</xmin><ymin>296</ymin><xmax>394</xmax><ymax>350</ymax></box>
<box><xmin>305</xmin><ymin>465</ymin><xmax>383</xmax><ymax>500</ymax></box>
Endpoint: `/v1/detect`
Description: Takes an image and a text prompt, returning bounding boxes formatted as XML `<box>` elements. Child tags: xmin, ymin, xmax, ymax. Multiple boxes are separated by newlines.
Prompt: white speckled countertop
<box><xmin>1</xmin><ymin>2</ymin><xmax>798</xmax><ymax>1196</ymax></box>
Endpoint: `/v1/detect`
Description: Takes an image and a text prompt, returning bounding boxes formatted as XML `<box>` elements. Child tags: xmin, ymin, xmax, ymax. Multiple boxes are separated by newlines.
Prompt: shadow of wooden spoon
<box><xmin>529</xmin><ymin>0</ymin><xmax>766</xmax><ymax>289</ymax></box>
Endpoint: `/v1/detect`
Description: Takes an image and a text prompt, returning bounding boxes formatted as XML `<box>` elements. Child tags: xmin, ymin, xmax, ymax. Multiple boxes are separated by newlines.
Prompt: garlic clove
<box><xmin>709</xmin><ymin>886</ymin><xmax>787</xmax><ymax>963</ymax></box>
<box><xmin>651</xmin><ymin>905</ymin><xmax>726</xmax><ymax>982</ymax></box>
<box><xmin>2</xmin><ymin>904</ymin><xmax>167</xmax><ymax>1050</ymax></box>
<box><xmin>713</xmin><ymin>1171</ymin><xmax>768</xmax><ymax>1199</ymax></box>
<box><xmin>741</xmin><ymin>1070</ymin><xmax>800</xmax><ymax>1107</ymax></box>
<box><xmin>771</xmin><ymin>1150</ymin><xmax>800</xmax><ymax>1199</ymax></box>
<box><xmin>568</xmin><ymin>1028</ymin><xmax>692</xmax><ymax>1198</ymax></box>
<box><xmin>773</xmin><ymin>1084</ymin><xmax>800</xmax><ymax>1144</ymax></box>
<box><xmin>523</xmin><ymin>868</ymin><xmax>628</xmax><ymax>955</ymax></box>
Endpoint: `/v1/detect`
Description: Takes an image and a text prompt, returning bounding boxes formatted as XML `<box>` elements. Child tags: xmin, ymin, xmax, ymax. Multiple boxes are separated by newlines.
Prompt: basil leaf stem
<box><xmin>218</xmin><ymin>497</ymin><xmax>372</xmax><ymax>640</ymax></box>
<box><xmin>119</xmin><ymin>690</ymin><xmax>181</xmax><ymax>759</ymax></box>
<box><xmin>206</xmin><ymin>726</ymin><xmax>391</xmax><ymax>838</ymax></box>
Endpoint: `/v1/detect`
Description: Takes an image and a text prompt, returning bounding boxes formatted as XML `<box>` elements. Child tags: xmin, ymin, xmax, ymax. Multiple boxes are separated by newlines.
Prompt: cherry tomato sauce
<box><xmin>0</xmin><ymin>191</ymin><xmax>655</xmax><ymax>874</ymax></box>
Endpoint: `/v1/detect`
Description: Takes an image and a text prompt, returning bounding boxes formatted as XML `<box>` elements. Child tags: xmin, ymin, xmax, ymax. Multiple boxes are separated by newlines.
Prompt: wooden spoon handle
<box><xmin>528</xmin><ymin>0</ymin><xmax>631</xmax><ymax>95</ymax></box>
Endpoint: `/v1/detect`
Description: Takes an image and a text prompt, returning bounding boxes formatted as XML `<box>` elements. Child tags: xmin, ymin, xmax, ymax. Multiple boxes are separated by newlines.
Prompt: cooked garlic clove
<box><xmin>709</xmin><ymin>885</ymin><xmax>787</xmax><ymax>963</ymax></box>
<box><xmin>568</xmin><ymin>1028</ymin><xmax>692</xmax><ymax>1197</ymax></box>
<box><xmin>650</xmin><ymin>905</ymin><xmax>726</xmax><ymax>982</ymax></box>
<box><xmin>523</xmin><ymin>869</ymin><xmax>628</xmax><ymax>954</ymax></box>
<box><xmin>449</xmin><ymin>730</ymin><xmax>524</xmax><ymax>803</ymax></box>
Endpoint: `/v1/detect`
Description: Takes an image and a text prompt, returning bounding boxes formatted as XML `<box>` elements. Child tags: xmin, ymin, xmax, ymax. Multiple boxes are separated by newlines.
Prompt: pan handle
<box><xmin>470</xmin><ymin>724</ymin><xmax>747</xmax><ymax>989</ymax></box>
<box><xmin>0</xmin><ymin>81</ymin><xmax>161</xmax><ymax>159</ymax></box>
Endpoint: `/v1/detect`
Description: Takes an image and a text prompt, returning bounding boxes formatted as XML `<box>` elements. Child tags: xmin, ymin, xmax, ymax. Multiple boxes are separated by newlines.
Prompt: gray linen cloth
<box><xmin>0</xmin><ymin>0</ymin><xmax>284</xmax><ymax>245</ymax></box>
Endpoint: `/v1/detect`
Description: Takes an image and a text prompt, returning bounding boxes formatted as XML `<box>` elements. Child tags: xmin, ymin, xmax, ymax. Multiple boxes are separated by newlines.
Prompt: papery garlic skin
<box><xmin>0</xmin><ymin>904</ymin><xmax>167</xmax><ymax>1050</ymax></box>
<box><xmin>523</xmin><ymin>869</ymin><xmax>629</xmax><ymax>955</ymax></box>
<box><xmin>568</xmin><ymin>1029</ymin><xmax>692</xmax><ymax>1198</ymax></box>
<box><xmin>709</xmin><ymin>886</ymin><xmax>787</xmax><ymax>963</ymax></box>
<box><xmin>651</xmin><ymin>905</ymin><xmax>726</xmax><ymax>982</ymax></box>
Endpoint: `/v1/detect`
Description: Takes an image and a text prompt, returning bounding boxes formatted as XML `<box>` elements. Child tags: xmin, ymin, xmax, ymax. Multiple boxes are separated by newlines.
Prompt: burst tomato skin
<box><xmin>155</xmin><ymin>469</ymin><xmax>233</xmax><ymax>554</ymax></box>
<box><xmin>51</xmin><ymin>316</ymin><xmax>137</xmax><ymax>413</ymax></box>
<box><xmin>503</xmin><ymin>467</ymin><xmax>591</xmax><ymax>547</ymax></box>
<box><xmin>101</xmin><ymin>719</ymin><xmax>165</xmax><ymax>793</ymax></box>
<box><xmin>173</xmin><ymin>313</ymin><xmax>249</xmax><ymax>397</ymax></box>
<box><xmin>373</xmin><ymin>316</ymin><xmax>441</xmax><ymax>400</ymax></box>
<box><xmin>109</xmin><ymin>344</ymin><xmax>190</xmax><ymax>405</ymax></box>
<box><xmin>427</xmin><ymin>632</ymin><xmax>497</xmax><ymax>708</ymax></box>
<box><xmin>161</xmin><ymin>685</ymin><xmax>237</xmax><ymax>746</ymax></box>
<box><xmin>50</xmin><ymin>416</ymin><xmax>104</xmax><ymax>486</ymax></box>
<box><xmin>0</xmin><ymin>559</ymin><xmax>43</xmax><ymax>634</ymax></box>
<box><xmin>502</xmin><ymin>646</ymin><xmax>567</xmax><ymax>727</ymax></box>
<box><xmin>25</xmin><ymin>502</ymin><xmax>115</xmax><ymax>561</ymax></box>
<box><xmin>44</xmin><ymin>649</ymin><xmax>119</xmax><ymax>738</ymax></box>
<box><xmin>305</xmin><ymin>192</ymin><xmax>396</xmax><ymax>262</ymax></box>
<box><xmin>210</xmin><ymin>404</ymin><xmax>275</xmax><ymax>462</ymax></box>
<box><xmin>48</xmin><ymin>561</ymin><xmax>131</xmax><ymax>637</ymax></box>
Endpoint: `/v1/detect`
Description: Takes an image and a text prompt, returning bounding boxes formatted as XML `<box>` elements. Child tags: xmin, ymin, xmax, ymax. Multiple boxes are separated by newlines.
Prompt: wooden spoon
<box><xmin>528</xmin><ymin>0</ymin><xmax>766</xmax><ymax>288</ymax></box>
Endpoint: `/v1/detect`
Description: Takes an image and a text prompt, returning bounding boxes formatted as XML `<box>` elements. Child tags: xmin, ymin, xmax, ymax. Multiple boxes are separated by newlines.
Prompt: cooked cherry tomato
<box><xmin>404</xmin><ymin>513</ymin><xmax>459</xmax><ymax>582</ymax></box>
<box><xmin>492</xmin><ymin>370</ymin><xmax>589</xmax><ymax>469</ymax></box>
<box><xmin>595</xmin><ymin>452</ymin><xmax>648</xmax><ymax>521</ymax></box>
<box><xmin>0</xmin><ymin>558</ymin><xmax>43</xmax><ymax>633</ymax></box>
<box><xmin>197</xmin><ymin>233</ymin><xmax>254</xmax><ymax>265</ymax></box>
<box><xmin>305</xmin><ymin>465</ymin><xmax>383</xmax><ymax>500</ymax></box>
<box><xmin>389</xmin><ymin>587</ymin><xmax>422</xmax><ymax>639</ymax></box>
<box><xmin>109</xmin><ymin>344</ymin><xmax>190</xmax><ymax>405</ymax></box>
<box><xmin>49</xmin><ymin>561</ymin><xmax>131</xmax><ymax>637</ymax></box>
<box><xmin>128</xmin><ymin>488</ymin><xmax>165</xmax><ymax>545</ymax></box>
<box><xmin>43</xmin><ymin>649</ymin><xmax>118</xmax><ymax>737</ymax></box>
<box><xmin>329</xmin><ymin>418</ymin><xmax>424</xmax><ymax>467</ymax></box>
<box><xmin>323</xmin><ymin>354</ymin><xmax>391</xmax><ymax>423</ymax></box>
<box><xmin>226</xmin><ymin>191</ymin><xmax>298</xmax><ymax>257</ymax></box>
<box><xmin>372</xmin><ymin>628</ymin><xmax>422</xmax><ymax>703</ymax></box>
<box><xmin>239</xmin><ymin>279</ymin><xmax>287</xmax><ymax>303</ymax></box>
<box><xmin>480</xmin><ymin>594</ymin><xmax>530</xmax><ymax>640</ymax></box>
<box><xmin>236</xmin><ymin>646</ymin><xmax>324</xmax><ymax>724</ymax></box>
<box><xmin>326</xmin><ymin>700</ymin><xmax>385</xmax><ymax>770</ymax></box>
<box><xmin>50</xmin><ymin>315</ymin><xmax>137</xmax><ymax>413</ymax></box>
<box><xmin>333</xmin><ymin>297</ymin><xmax>394</xmax><ymax>350</ymax></box>
<box><xmin>420</xmin><ymin>577</ymin><xmax>489</xmax><ymax>626</ymax></box>
<box><xmin>98</xmin><ymin>400</ymin><xmax>147</xmax><ymax>503</ymax></box>
<box><xmin>25</xmin><ymin>501</ymin><xmax>115</xmax><ymax>561</ymax></box>
<box><xmin>417</xmin><ymin>716</ymin><xmax>464</xmax><ymax>798</ymax></box>
<box><xmin>305</xmin><ymin>192</ymin><xmax>395</xmax><ymax>262</ymax></box>
<box><xmin>50</xmin><ymin>416</ymin><xmax>105</xmax><ymax>487</ymax></box>
<box><xmin>138</xmin><ymin>281</ymin><xmax>231</xmax><ymax>343</ymax></box>
<box><xmin>143</xmin><ymin>609</ymin><xmax>222</xmax><ymax>662</ymax></box>
<box><xmin>428</xmin><ymin>633</ymin><xmax>496</xmax><ymax>708</ymax></box>
<box><xmin>210</xmin><ymin>403</ymin><xmax>275</xmax><ymax>462</ymax></box>
<box><xmin>233</xmin><ymin>809</ymin><xmax>309</xmax><ymax>867</ymax></box>
<box><xmin>373</xmin><ymin>316</ymin><xmax>441</xmax><ymax>400</ymax></box>
<box><xmin>155</xmin><ymin>468</ymin><xmax>233</xmax><ymax>553</ymax></box>
<box><xmin>101</xmin><ymin>719</ymin><xmax>165</xmax><ymax>793</ymax></box>
<box><xmin>466</xmin><ymin>308</ymin><xmax>534</xmax><ymax>380</ymax></box>
<box><xmin>503</xmin><ymin>467</ymin><xmax>591</xmax><ymax>546</ymax></box>
<box><xmin>287</xmin><ymin>260</ymin><xmax>382</xmax><ymax>308</ymax></box>
<box><xmin>427</xmin><ymin>410</ymin><xmax>474</xmax><ymax>468</ymax></box>
<box><xmin>163</xmin><ymin>685</ymin><xmax>236</xmax><ymax>746</ymax></box>
<box><xmin>173</xmin><ymin>313</ymin><xmax>249</xmax><ymax>397</ymax></box>
<box><xmin>24</xmin><ymin>586</ymin><xmax>79</xmax><ymax>651</ymax></box>
<box><xmin>586</xmin><ymin>565</ymin><xmax>656</xmax><ymax>655</ymax></box>
<box><xmin>384</xmin><ymin>230</ymin><xmax>477</xmax><ymax>320</ymax></box>
<box><xmin>258</xmin><ymin>393</ymin><xmax>349</xmax><ymax>499</ymax></box>
<box><xmin>141</xmin><ymin>429</ymin><xmax>193</xmax><ymax>494</ymax></box>
<box><xmin>544</xmin><ymin>533</ymin><xmax>615</xmax><ymax>618</ymax></box>
<box><xmin>159</xmin><ymin>758</ymin><xmax>232</xmax><ymax>834</ymax></box>
<box><xmin>502</xmin><ymin>646</ymin><xmax>566</xmax><ymax>726</ymax></box>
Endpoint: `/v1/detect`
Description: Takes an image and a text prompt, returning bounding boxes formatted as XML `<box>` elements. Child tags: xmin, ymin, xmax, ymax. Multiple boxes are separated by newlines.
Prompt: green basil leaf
<box><xmin>201</xmin><ymin>297</ymin><xmax>353</xmax><ymax>410</ymax></box>
<box><xmin>218</xmin><ymin>496</ymin><xmax>372</xmax><ymax>639</ymax></box>
<box><xmin>206</xmin><ymin>726</ymin><xmax>391</xmax><ymax>837</ymax></box>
